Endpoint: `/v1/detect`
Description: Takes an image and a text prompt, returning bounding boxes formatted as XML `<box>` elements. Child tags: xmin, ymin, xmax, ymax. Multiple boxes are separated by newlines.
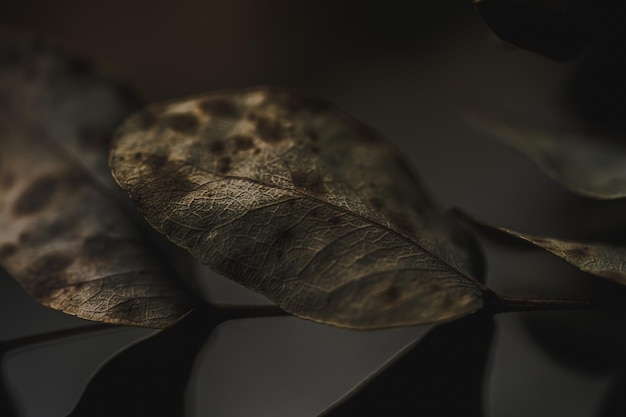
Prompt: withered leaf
<box><xmin>0</xmin><ymin>28</ymin><xmax>193</xmax><ymax>328</ymax></box>
<box><xmin>320</xmin><ymin>313</ymin><xmax>495</xmax><ymax>417</ymax></box>
<box><xmin>68</xmin><ymin>307</ymin><xmax>218</xmax><ymax>417</ymax></box>
<box><xmin>110</xmin><ymin>87</ymin><xmax>486</xmax><ymax>329</ymax></box>
<box><xmin>459</xmin><ymin>211</ymin><xmax>626</xmax><ymax>287</ymax></box>
<box><xmin>466</xmin><ymin>110</ymin><xmax>626</xmax><ymax>199</ymax></box>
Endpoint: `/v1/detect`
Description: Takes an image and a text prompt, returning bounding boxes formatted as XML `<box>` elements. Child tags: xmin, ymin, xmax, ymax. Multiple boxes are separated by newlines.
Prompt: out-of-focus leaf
<box><xmin>458</xmin><ymin>211</ymin><xmax>626</xmax><ymax>286</ymax></box>
<box><xmin>0</xmin><ymin>28</ymin><xmax>194</xmax><ymax>328</ymax></box>
<box><xmin>0</xmin><ymin>368</ymin><xmax>17</xmax><ymax>417</ymax></box>
<box><xmin>472</xmin><ymin>0</ymin><xmax>586</xmax><ymax>60</ymax></box>
<box><xmin>522</xmin><ymin>309</ymin><xmax>626</xmax><ymax>376</ymax></box>
<box><xmin>466</xmin><ymin>110</ymin><xmax>626</xmax><ymax>199</ymax></box>
<box><xmin>110</xmin><ymin>87</ymin><xmax>486</xmax><ymax>329</ymax></box>
<box><xmin>320</xmin><ymin>313</ymin><xmax>495</xmax><ymax>417</ymax></box>
<box><xmin>67</xmin><ymin>307</ymin><xmax>217</xmax><ymax>417</ymax></box>
<box><xmin>599</xmin><ymin>369</ymin><xmax>626</xmax><ymax>417</ymax></box>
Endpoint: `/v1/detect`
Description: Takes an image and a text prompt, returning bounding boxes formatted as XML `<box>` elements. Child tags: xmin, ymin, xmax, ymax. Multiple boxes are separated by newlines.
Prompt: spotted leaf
<box><xmin>110</xmin><ymin>87</ymin><xmax>486</xmax><ymax>329</ymax></box>
<box><xmin>0</xmin><ymin>28</ymin><xmax>193</xmax><ymax>328</ymax></box>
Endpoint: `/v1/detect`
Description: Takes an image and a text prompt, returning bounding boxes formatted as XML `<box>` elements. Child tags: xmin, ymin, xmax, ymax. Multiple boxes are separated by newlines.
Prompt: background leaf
<box><xmin>0</xmin><ymin>28</ymin><xmax>193</xmax><ymax>328</ymax></box>
<box><xmin>472</xmin><ymin>0</ymin><xmax>586</xmax><ymax>60</ymax></box>
<box><xmin>466</xmin><ymin>110</ymin><xmax>626</xmax><ymax>199</ymax></box>
<box><xmin>110</xmin><ymin>87</ymin><xmax>486</xmax><ymax>329</ymax></box>
<box><xmin>319</xmin><ymin>313</ymin><xmax>495</xmax><ymax>417</ymax></box>
<box><xmin>67</xmin><ymin>307</ymin><xmax>218</xmax><ymax>417</ymax></box>
<box><xmin>599</xmin><ymin>368</ymin><xmax>626</xmax><ymax>416</ymax></box>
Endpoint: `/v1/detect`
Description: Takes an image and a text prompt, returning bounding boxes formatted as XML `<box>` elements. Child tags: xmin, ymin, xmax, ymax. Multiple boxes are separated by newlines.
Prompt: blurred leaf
<box><xmin>522</xmin><ymin>309</ymin><xmax>626</xmax><ymax>376</ymax></box>
<box><xmin>110</xmin><ymin>87</ymin><xmax>486</xmax><ymax>329</ymax></box>
<box><xmin>0</xmin><ymin>28</ymin><xmax>193</xmax><ymax>328</ymax></box>
<box><xmin>0</xmin><ymin>370</ymin><xmax>17</xmax><ymax>417</ymax></box>
<box><xmin>319</xmin><ymin>313</ymin><xmax>495</xmax><ymax>417</ymax></box>
<box><xmin>599</xmin><ymin>368</ymin><xmax>626</xmax><ymax>416</ymax></box>
<box><xmin>466</xmin><ymin>110</ymin><xmax>626</xmax><ymax>199</ymax></box>
<box><xmin>67</xmin><ymin>307</ymin><xmax>218</xmax><ymax>417</ymax></box>
<box><xmin>472</xmin><ymin>0</ymin><xmax>586</xmax><ymax>60</ymax></box>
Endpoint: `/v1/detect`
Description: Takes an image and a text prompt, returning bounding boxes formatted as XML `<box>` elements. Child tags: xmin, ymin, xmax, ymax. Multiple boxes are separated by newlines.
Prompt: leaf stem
<box><xmin>210</xmin><ymin>304</ymin><xmax>290</xmax><ymax>320</ymax></box>
<box><xmin>484</xmin><ymin>292</ymin><xmax>601</xmax><ymax>315</ymax></box>
<box><xmin>0</xmin><ymin>323</ymin><xmax>117</xmax><ymax>354</ymax></box>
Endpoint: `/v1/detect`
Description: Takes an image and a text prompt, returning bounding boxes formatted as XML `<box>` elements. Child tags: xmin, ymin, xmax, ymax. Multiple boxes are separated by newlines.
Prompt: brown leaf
<box><xmin>0</xmin><ymin>28</ymin><xmax>193</xmax><ymax>328</ymax></box>
<box><xmin>110</xmin><ymin>87</ymin><xmax>486</xmax><ymax>329</ymax></box>
<box><xmin>457</xmin><ymin>210</ymin><xmax>626</xmax><ymax>286</ymax></box>
<box><xmin>466</xmin><ymin>109</ymin><xmax>626</xmax><ymax>199</ymax></box>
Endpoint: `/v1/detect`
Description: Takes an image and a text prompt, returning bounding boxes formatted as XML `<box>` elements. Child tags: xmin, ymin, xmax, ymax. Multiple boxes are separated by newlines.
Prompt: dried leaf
<box><xmin>457</xmin><ymin>211</ymin><xmax>626</xmax><ymax>287</ymax></box>
<box><xmin>110</xmin><ymin>87</ymin><xmax>486</xmax><ymax>329</ymax></box>
<box><xmin>68</xmin><ymin>307</ymin><xmax>218</xmax><ymax>417</ymax></box>
<box><xmin>466</xmin><ymin>110</ymin><xmax>626</xmax><ymax>199</ymax></box>
<box><xmin>320</xmin><ymin>313</ymin><xmax>495</xmax><ymax>417</ymax></box>
<box><xmin>0</xmin><ymin>28</ymin><xmax>193</xmax><ymax>328</ymax></box>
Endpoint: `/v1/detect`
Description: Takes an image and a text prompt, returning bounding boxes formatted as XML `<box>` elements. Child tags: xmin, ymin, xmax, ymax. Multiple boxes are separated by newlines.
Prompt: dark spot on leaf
<box><xmin>566</xmin><ymin>246</ymin><xmax>591</xmax><ymax>260</ymax></box>
<box><xmin>138</xmin><ymin>110</ymin><xmax>158</xmax><ymax>130</ymax></box>
<box><xmin>369</xmin><ymin>198</ymin><xmax>384</xmax><ymax>210</ymax></box>
<box><xmin>233</xmin><ymin>135</ymin><xmax>254</xmax><ymax>151</ymax></box>
<box><xmin>109</xmin><ymin>299</ymin><xmax>150</xmax><ymax>324</ymax></box>
<box><xmin>291</xmin><ymin>171</ymin><xmax>327</xmax><ymax>195</ymax></box>
<box><xmin>18</xmin><ymin>231</ymin><xmax>31</xmax><ymax>243</ymax></box>
<box><xmin>276</xmin><ymin>229</ymin><xmax>293</xmax><ymax>245</ymax></box>
<box><xmin>217</xmin><ymin>156</ymin><xmax>231</xmax><ymax>174</ymax></box>
<box><xmin>256</xmin><ymin>117</ymin><xmax>286</xmax><ymax>143</ymax></box>
<box><xmin>209</xmin><ymin>140</ymin><xmax>225</xmax><ymax>154</ymax></box>
<box><xmin>311</xmin><ymin>146</ymin><xmax>320</xmax><ymax>155</ymax></box>
<box><xmin>26</xmin><ymin>253</ymin><xmax>74</xmax><ymax>298</ymax></box>
<box><xmin>199</xmin><ymin>98</ymin><xmax>237</xmax><ymax>117</ymax></box>
<box><xmin>328</xmin><ymin>216</ymin><xmax>343</xmax><ymax>225</ymax></box>
<box><xmin>0</xmin><ymin>243</ymin><xmax>17</xmax><ymax>258</ymax></box>
<box><xmin>14</xmin><ymin>176</ymin><xmax>59</xmax><ymax>216</ymax></box>
<box><xmin>384</xmin><ymin>286</ymin><xmax>400</xmax><ymax>302</ymax></box>
<box><xmin>66</xmin><ymin>56</ymin><xmax>94</xmax><ymax>76</ymax></box>
<box><xmin>165</xmin><ymin>113</ymin><xmax>199</xmax><ymax>135</ymax></box>
<box><xmin>1</xmin><ymin>172</ymin><xmax>15</xmax><ymax>189</ymax></box>
<box><xmin>253</xmin><ymin>148</ymin><xmax>261</xmax><ymax>155</ymax></box>
<box><xmin>247</xmin><ymin>112</ymin><xmax>258</xmax><ymax>122</ymax></box>
<box><xmin>151</xmin><ymin>154</ymin><xmax>168</xmax><ymax>168</ymax></box>
<box><xmin>309</xmin><ymin>131</ymin><xmax>318</xmax><ymax>142</ymax></box>
<box><xmin>139</xmin><ymin>153</ymin><xmax>168</xmax><ymax>169</ymax></box>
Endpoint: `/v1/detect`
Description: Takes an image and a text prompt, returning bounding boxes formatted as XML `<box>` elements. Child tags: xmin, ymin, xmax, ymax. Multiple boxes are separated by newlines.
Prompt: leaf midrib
<box><xmin>170</xmin><ymin>167</ymin><xmax>486</xmax><ymax>293</ymax></box>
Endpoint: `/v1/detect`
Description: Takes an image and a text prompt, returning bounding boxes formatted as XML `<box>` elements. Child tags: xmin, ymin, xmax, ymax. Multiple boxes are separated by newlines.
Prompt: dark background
<box><xmin>0</xmin><ymin>1</ymin><xmax>620</xmax><ymax>416</ymax></box>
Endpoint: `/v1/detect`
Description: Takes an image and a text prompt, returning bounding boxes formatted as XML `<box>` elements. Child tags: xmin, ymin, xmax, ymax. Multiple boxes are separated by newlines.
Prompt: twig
<box><xmin>0</xmin><ymin>323</ymin><xmax>117</xmax><ymax>354</ymax></box>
